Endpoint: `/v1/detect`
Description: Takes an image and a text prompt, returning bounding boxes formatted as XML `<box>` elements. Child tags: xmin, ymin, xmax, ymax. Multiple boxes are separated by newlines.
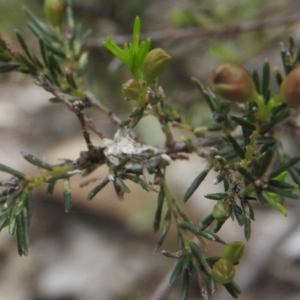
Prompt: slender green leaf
<box><xmin>233</xmin><ymin>203</ymin><xmax>245</xmax><ymax>226</ymax></box>
<box><xmin>213</xmin><ymin>220</ymin><xmax>225</xmax><ymax>233</ymax></box>
<box><xmin>213</xmin><ymin>171</ymin><xmax>227</xmax><ymax>185</ymax></box>
<box><xmin>228</xmin><ymin>280</ymin><xmax>242</xmax><ymax>294</ymax></box>
<box><xmin>204</xmin><ymin>193</ymin><xmax>228</xmax><ymax>200</ymax></box>
<box><xmin>268</xmin><ymin>179</ymin><xmax>297</xmax><ymax>190</ymax></box>
<box><xmin>224</xmin><ymin>282</ymin><xmax>239</xmax><ymax>299</ymax></box>
<box><xmin>190</xmin><ymin>241</ymin><xmax>212</xmax><ymax>276</ymax></box>
<box><xmin>23</xmin><ymin>6</ymin><xmax>48</xmax><ymax>36</ymax></box>
<box><xmin>114</xmin><ymin>177</ymin><xmax>130</xmax><ymax>193</ymax></box>
<box><xmin>9</xmin><ymin>214</ymin><xmax>17</xmax><ymax>235</ymax></box>
<box><xmin>262</xmin><ymin>60</ymin><xmax>270</xmax><ymax>102</ymax></box>
<box><xmin>266</xmin><ymin>185</ymin><xmax>298</xmax><ymax>199</ymax></box>
<box><xmin>153</xmin><ymin>190</ymin><xmax>164</xmax><ymax>232</ymax></box>
<box><xmin>170</xmin><ymin>257</ymin><xmax>184</xmax><ymax>284</ymax></box>
<box><xmin>47</xmin><ymin>180</ymin><xmax>57</xmax><ymax>195</ymax></box>
<box><xmin>255</xmin><ymin>191</ymin><xmax>269</xmax><ymax>204</ymax></box>
<box><xmin>254</xmin><ymin>136</ymin><xmax>277</xmax><ymax>145</ymax></box>
<box><xmin>200</xmin><ymin>213</ymin><xmax>214</xmax><ymax>230</ymax></box>
<box><xmin>0</xmin><ymin>211</ymin><xmax>9</xmax><ymax>231</ymax></box>
<box><xmin>251</xmin><ymin>68</ymin><xmax>260</xmax><ymax>93</ymax></box>
<box><xmin>288</xmin><ymin>168</ymin><xmax>300</xmax><ymax>185</ymax></box>
<box><xmin>43</xmin><ymin>41</ymin><xmax>66</xmax><ymax>58</ymax></box>
<box><xmin>242</xmin><ymin>202</ymin><xmax>251</xmax><ymax>240</ymax></box>
<box><xmin>63</xmin><ymin>179</ymin><xmax>72</xmax><ymax>212</ymax></box>
<box><xmin>17</xmin><ymin>50</ymin><xmax>38</xmax><ymax>70</ymax></box>
<box><xmin>38</xmin><ymin>41</ymin><xmax>48</xmax><ymax>64</ymax></box>
<box><xmin>0</xmin><ymin>53</ymin><xmax>12</xmax><ymax>63</ymax></box>
<box><xmin>0</xmin><ymin>64</ymin><xmax>20</xmax><ymax>73</ymax></box>
<box><xmin>66</xmin><ymin>1</ymin><xmax>75</xmax><ymax>30</ymax></box>
<box><xmin>181</xmin><ymin>269</ymin><xmax>190</xmax><ymax>300</ymax></box>
<box><xmin>231</xmin><ymin>116</ymin><xmax>256</xmax><ymax>131</ymax></box>
<box><xmin>15</xmin><ymin>30</ymin><xmax>34</xmax><ymax>62</ymax></box>
<box><xmin>81</xmin><ymin>29</ymin><xmax>93</xmax><ymax>45</ymax></box>
<box><xmin>235</xmin><ymin>165</ymin><xmax>253</xmax><ymax>182</ymax></box>
<box><xmin>66</xmin><ymin>73</ymin><xmax>77</xmax><ymax>89</ymax></box>
<box><xmin>191</xmin><ymin>78</ymin><xmax>218</xmax><ymax>112</ymax></box>
<box><xmin>180</xmin><ymin>222</ymin><xmax>226</xmax><ymax>244</ymax></box>
<box><xmin>87</xmin><ymin>177</ymin><xmax>110</xmax><ymax>200</ymax></box>
<box><xmin>267</xmin><ymin>198</ymin><xmax>288</xmax><ymax>216</ymax></box>
<box><xmin>269</xmin><ymin>156</ymin><xmax>300</xmax><ymax>179</ymax></box>
<box><xmin>123</xmin><ymin>174</ymin><xmax>150</xmax><ymax>191</ymax></box>
<box><xmin>21</xmin><ymin>151</ymin><xmax>53</xmax><ymax>170</ymax></box>
<box><xmin>184</xmin><ymin>165</ymin><xmax>211</xmax><ymax>202</ymax></box>
<box><xmin>222</xmin><ymin>134</ymin><xmax>245</xmax><ymax>159</ymax></box>
<box><xmin>256</xmin><ymin>147</ymin><xmax>274</xmax><ymax>176</ymax></box>
<box><xmin>24</xmin><ymin>193</ymin><xmax>32</xmax><ymax>226</ymax></box>
<box><xmin>154</xmin><ymin>209</ymin><xmax>172</xmax><ymax>252</ymax></box>
<box><xmin>0</xmin><ymin>163</ymin><xmax>26</xmax><ymax>179</ymax></box>
<box><xmin>16</xmin><ymin>208</ymin><xmax>29</xmax><ymax>256</ymax></box>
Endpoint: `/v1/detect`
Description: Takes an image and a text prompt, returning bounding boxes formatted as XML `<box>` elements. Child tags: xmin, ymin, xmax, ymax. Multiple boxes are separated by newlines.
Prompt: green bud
<box><xmin>212</xmin><ymin>201</ymin><xmax>231</xmax><ymax>222</ymax></box>
<box><xmin>122</xmin><ymin>79</ymin><xmax>141</xmax><ymax>101</ymax></box>
<box><xmin>209</xmin><ymin>63</ymin><xmax>257</xmax><ymax>103</ymax></box>
<box><xmin>143</xmin><ymin>48</ymin><xmax>171</xmax><ymax>83</ymax></box>
<box><xmin>280</xmin><ymin>66</ymin><xmax>300</xmax><ymax>106</ymax></box>
<box><xmin>44</xmin><ymin>0</ymin><xmax>66</xmax><ymax>28</ymax></box>
<box><xmin>221</xmin><ymin>242</ymin><xmax>245</xmax><ymax>264</ymax></box>
<box><xmin>212</xmin><ymin>259</ymin><xmax>235</xmax><ymax>284</ymax></box>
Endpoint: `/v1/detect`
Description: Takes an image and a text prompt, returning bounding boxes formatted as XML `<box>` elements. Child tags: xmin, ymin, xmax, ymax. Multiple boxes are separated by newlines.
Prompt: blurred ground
<box><xmin>1</xmin><ymin>0</ymin><xmax>300</xmax><ymax>300</ymax></box>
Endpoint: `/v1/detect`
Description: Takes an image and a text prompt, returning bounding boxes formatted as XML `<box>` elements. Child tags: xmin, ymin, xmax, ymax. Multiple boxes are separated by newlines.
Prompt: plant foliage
<box><xmin>0</xmin><ymin>1</ymin><xmax>300</xmax><ymax>299</ymax></box>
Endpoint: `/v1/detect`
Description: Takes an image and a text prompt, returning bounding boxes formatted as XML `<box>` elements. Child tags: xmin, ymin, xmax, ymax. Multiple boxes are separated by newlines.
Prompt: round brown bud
<box><xmin>143</xmin><ymin>48</ymin><xmax>171</xmax><ymax>83</ymax></box>
<box><xmin>209</xmin><ymin>63</ymin><xmax>256</xmax><ymax>103</ymax></box>
<box><xmin>280</xmin><ymin>66</ymin><xmax>300</xmax><ymax>106</ymax></box>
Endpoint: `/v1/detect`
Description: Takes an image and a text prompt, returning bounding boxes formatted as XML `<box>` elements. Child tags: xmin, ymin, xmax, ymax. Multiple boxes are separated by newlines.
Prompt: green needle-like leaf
<box><xmin>170</xmin><ymin>257</ymin><xmax>184</xmax><ymax>284</ymax></box>
<box><xmin>200</xmin><ymin>213</ymin><xmax>215</xmax><ymax>230</ymax></box>
<box><xmin>181</xmin><ymin>269</ymin><xmax>190</xmax><ymax>300</ymax></box>
<box><xmin>23</xmin><ymin>6</ymin><xmax>48</xmax><ymax>36</ymax></box>
<box><xmin>231</xmin><ymin>116</ymin><xmax>256</xmax><ymax>131</ymax></box>
<box><xmin>190</xmin><ymin>241</ymin><xmax>212</xmax><ymax>276</ymax></box>
<box><xmin>0</xmin><ymin>163</ymin><xmax>26</xmax><ymax>179</ymax></box>
<box><xmin>63</xmin><ymin>179</ymin><xmax>72</xmax><ymax>213</ymax></box>
<box><xmin>267</xmin><ymin>197</ymin><xmax>288</xmax><ymax>216</ymax></box>
<box><xmin>222</xmin><ymin>134</ymin><xmax>245</xmax><ymax>159</ymax></box>
<box><xmin>154</xmin><ymin>209</ymin><xmax>172</xmax><ymax>252</ymax></box>
<box><xmin>114</xmin><ymin>177</ymin><xmax>130</xmax><ymax>193</ymax></box>
<box><xmin>153</xmin><ymin>190</ymin><xmax>165</xmax><ymax>232</ymax></box>
<box><xmin>204</xmin><ymin>193</ymin><xmax>228</xmax><ymax>200</ymax></box>
<box><xmin>21</xmin><ymin>151</ymin><xmax>53</xmax><ymax>170</ymax></box>
<box><xmin>252</xmin><ymin>68</ymin><xmax>260</xmax><ymax>94</ymax></box>
<box><xmin>242</xmin><ymin>202</ymin><xmax>251</xmax><ymax>240</ymax></box>
<box><xmin>184</xmin><ymin>165</ymin><xmax>211</xmax><ymax>202</ymax></box>
<box><xmin>87</xmin><ymin>177</ymin><xmax>110</xmax><ymax>200</ymax></box>
<box><xmin>0</xmin><ymin>64</ymin><xmax>20</xmax><ymax>73</ymax></box>
<box><xmin>262</xmin><ymin>60</ymin><xmax>270</xmax><ymax>102</ymax></box>
<box><xmin>133</xmin><ymin>16</ymin><xmax>140</xmax><ymax>51</ymax></box>
<box><xmin>269</xmin><ymin>156</ymin><xmax>300</xmax><ymax>179</ymax></box>
<box><xmin>103</xmin><ymin>38</ymin><xmax>129</xmax><ymax>65</ymax></box>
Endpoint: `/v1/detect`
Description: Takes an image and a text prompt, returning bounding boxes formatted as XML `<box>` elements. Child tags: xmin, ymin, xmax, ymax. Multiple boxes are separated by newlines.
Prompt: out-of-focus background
<box><xmin>1</xmin><ymin>0</ymin><xmax>300</xmax><ymax>299</ymax></box>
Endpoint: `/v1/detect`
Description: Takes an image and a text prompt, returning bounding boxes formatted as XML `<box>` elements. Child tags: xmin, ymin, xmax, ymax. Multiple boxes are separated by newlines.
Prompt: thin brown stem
<box><xmin>35</xmin><ymin>76</ymin><xmax>97</xmax><ymax>153</ymax></box>
<box><xmin>86</xmin><ymin>14</ymin><xmax>300</xmax><ymax>49</ymax></box>
<box><xmin>72</xmin><ymin>101</ymin><xmax>95</xmax><ymax>153</ymax></box>
<box><xmin>84</xmin><ymin>91</ymin><xmax>122</xmax><ymax>126</ymax></box>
